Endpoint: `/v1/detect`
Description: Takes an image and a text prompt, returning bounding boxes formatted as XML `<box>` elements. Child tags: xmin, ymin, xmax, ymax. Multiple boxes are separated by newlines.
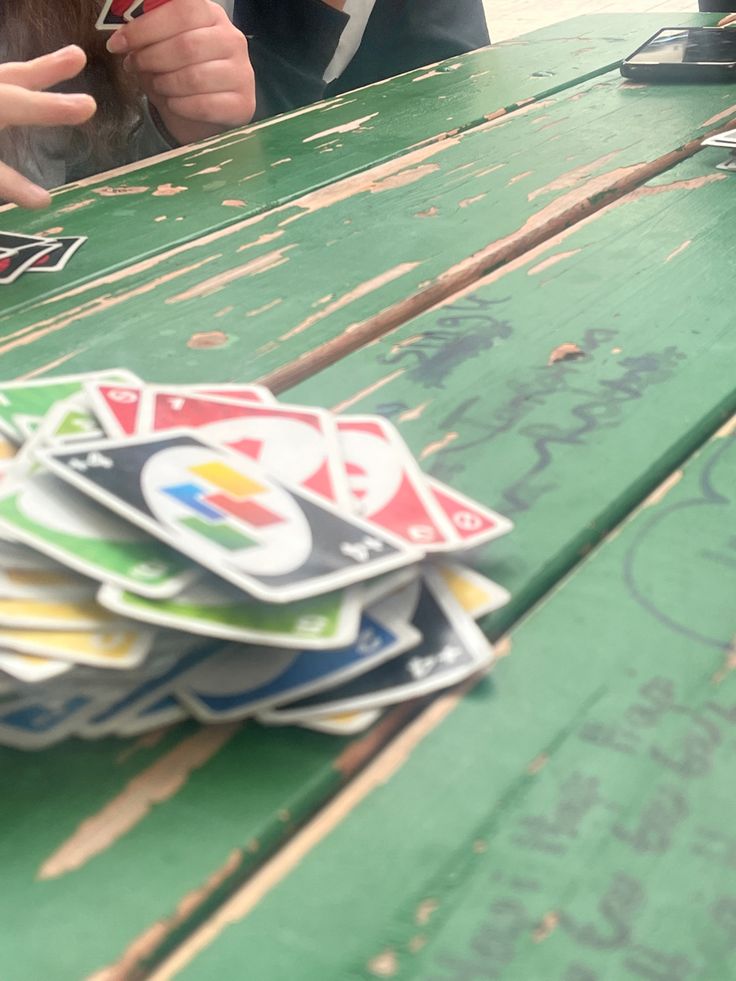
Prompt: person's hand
<box><xmin>107</xmin><ymin>0</ymin><xmax>256</xmax><ymax>146</ymax></box>
<box><xmin>0</xmin><ymin>46</ymin><xmax>96</xmax><ymax>209</ymax></box>
<box><xmin>719</xmin><ymin>13</ymin><xmax>736</xmax><ymax>25</ymax></box>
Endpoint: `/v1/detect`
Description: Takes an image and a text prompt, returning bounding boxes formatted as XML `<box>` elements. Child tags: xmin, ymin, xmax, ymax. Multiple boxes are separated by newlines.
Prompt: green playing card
<box><xmin>0</xmin><ymin>370</ymin><xmax>139</xmax><ymax>440</ymax></box>
<box><xmin>0</xmin><ymin>468</ymin><xmax>194</xmax><ymax>599</ymax></box>
<box><xmin>97</xmin><ymin>576</ymin><xmax>364</xmax><ymax>650</ymax></box>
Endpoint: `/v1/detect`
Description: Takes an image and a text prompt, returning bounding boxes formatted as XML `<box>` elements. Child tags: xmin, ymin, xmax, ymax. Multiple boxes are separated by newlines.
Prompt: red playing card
<box><xmin>88</xmin><ymin>384</ymin><xmax>143</xmax><ymax>437</ymax></box>
<box><xmin>96</xmin><ymin>0</ymin><xmax>135</xmax><ymax>29</ymax></box>
<box><xmin>140</xmin><ymin>392</ymin><xmax>351</xmax><ymax>507</ymax></box>
<box><xmin>427</xmin><ymin>478</ymin><xmax>514</xmax><ymax>549</ymax></box>
<box><xmin>179</xmin><ymin>384</ymin><xmax>274</xmax><ymax>405</ymax></box>
<box><xmin>335</xmin><ymin>416</ymin><xmax>456</xmax><ymax>549</ymax></box>
<box><xmin>127</xmin><ymin>0</ymin><xmax>173</xmax><ymax>18</ymax></box>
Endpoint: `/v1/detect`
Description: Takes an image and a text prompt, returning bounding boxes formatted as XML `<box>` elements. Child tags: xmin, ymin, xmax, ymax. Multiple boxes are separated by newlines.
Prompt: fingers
<box><xmin>107</xmin><ymin>0</ymin><xmax>217</xmax><ymax>54</ymax></box>
<box><xmin>0</xmin><ymin>160</ymin><xmax>51</xmax><ymax>210</ymax></box>
<box><xmin>165</xmin><ymin>90</ymin><xmax>254</xmax><ymax>127</ymax></box>
<box><xmin>123</xmin><ymin>27</ymin><xmax>228</xmax><ymax>74</ymax></box>
<box><xmin>0</xmin><ymin>46</ymin><xmax>87</xmax><ymax>91</ymax></box>
<box><xmin>0</xmin><ymin>84</ymin><xmax>96</xmax><ymax>128</ymax></box>
<box><xmin>719</xmin><ymin>13</ymin><xmax>736</xmax><ymax>25</ymax></box>
<box><xmin>148</xmin><ymin>60</ymin><xmax>238</xmax><ymax>98</ymax></box>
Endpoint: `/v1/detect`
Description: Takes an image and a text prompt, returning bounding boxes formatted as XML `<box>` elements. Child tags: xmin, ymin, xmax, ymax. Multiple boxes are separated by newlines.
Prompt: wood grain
<box><xmin>157</xmin><ymin>421</ymin><xmax>736</xmax><ymax>980</ymax></box>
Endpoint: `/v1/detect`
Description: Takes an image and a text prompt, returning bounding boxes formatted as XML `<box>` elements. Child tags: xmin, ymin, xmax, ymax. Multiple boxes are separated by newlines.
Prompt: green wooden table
<box><xmin>0</xmin><ymin>14</ymin><xmax>734</xmax><ymax>981</ymax></box>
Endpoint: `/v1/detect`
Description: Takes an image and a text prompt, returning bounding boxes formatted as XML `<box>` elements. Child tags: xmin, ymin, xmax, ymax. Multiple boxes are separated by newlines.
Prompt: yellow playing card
<box><xmin>437</xmin><ymin>562</ymin><xmax>511</xmax><ymax>620</ymax></box>
<box><xmin>0</xmin><ymin>625</ymin><xmax>155</xmax><ymax>669</ymax></box>
<box><xmin>0</xmin><ymin>597</ymin><xmax>116</xmax><ymax>630</ymax></box>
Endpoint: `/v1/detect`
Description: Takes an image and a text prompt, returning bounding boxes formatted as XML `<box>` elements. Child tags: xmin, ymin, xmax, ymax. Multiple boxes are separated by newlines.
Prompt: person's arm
<box><xmin>233</xmin><ymin>0</ymin><xmax>349</xmax><ymax>119</ymax></box>
<box><xmin>0</xmin><ymin>47</ymin><xmax>96</xmax><ymax>208</ymax></box>
<box><xmin>332</xmin><ymin>0</ymin><xmax>490</xmax><ymax>96</ymax></box>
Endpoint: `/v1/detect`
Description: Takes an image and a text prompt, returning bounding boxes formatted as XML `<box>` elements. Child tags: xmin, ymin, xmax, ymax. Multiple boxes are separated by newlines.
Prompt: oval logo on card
<box><xmin>198</xmin><ymin>416</ymin><xmax>327</xmax><ymax>490</ymax></box>
<box><xmin>141</xmin><ymin>445</ymin><xmax>313</xmax><ymax>576</ymax></box>
<box><xmin>340</xmin><ymin>428</ymin><xmax>403</xmax><ymax>517</ymax></box>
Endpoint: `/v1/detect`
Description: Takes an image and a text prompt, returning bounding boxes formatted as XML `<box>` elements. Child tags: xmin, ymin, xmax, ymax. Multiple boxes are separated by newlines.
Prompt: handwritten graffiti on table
<box><xmin>623</xmin><ymin>433</ymin><xmax>735</xmax><ymax>650</ymax></box>
<box><xmin>373</xmin><ymin>298</ymin><xmax>685</xmax><ymax>514</ymax></box>
<box><xmin>375</xmin><ymin>295</ymin><xmax>513</xmax><ymax>391</ymax></box>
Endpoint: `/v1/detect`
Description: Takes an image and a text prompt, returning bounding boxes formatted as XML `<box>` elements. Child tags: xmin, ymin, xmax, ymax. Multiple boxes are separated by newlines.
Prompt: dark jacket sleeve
<box><xmin>235</xmin><ymin>0</ymin><xmax>490</xmax><ymax>121</ymax></box>
<box><xmin>234</xmin><ymin>0</ymin><xmax>348</xmax><ymax>120</ymax></box>
<box><xmin>329</xmin><ymin>0</ymin><xmax>490</xmax><ymax>97</ymax></box>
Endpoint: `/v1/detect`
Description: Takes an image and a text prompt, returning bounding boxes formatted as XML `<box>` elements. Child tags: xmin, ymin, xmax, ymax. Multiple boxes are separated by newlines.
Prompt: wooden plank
<box><xmin>0</xmin><ymin>703</ymin><xmax>419</xmax><ymax>981</ymax></box>
<box><xmin>261</xmin><ymin>149</ymin><xmax>735</xmax><ymax>630</ymax></box>
<box><xmin>153</xmin><ymin>418</ymin><xmax>736</xmax><ymax>981</ymax></box>
<box><xmin>2</xmin><ymin>55</ymin><xmax>735</xmax><ymax>981</ymax></box>
<box><xmin>0</xmin><ymin>14</ymin><xmax>693</xmax><ymax>320</ymax></box>
<box><xmin>0</xmin><ymin>69</ymin><xmax>733</xmax><ymax>387</ymax></box>
<box><xmin>1</xmin><ymin>149</ymin><xmax>733</xmax><ymax>980</ymax></box>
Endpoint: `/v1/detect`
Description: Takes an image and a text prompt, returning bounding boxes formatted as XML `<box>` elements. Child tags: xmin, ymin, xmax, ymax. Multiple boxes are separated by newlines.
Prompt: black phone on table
<box><xmin>621</xmin><ymin>27</ymin><xmax>736</xmax><ymax>82</ymax></box>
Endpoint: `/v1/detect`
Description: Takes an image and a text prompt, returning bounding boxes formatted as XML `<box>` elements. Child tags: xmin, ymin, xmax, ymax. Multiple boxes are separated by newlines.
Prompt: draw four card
<box><xmin>39</xmin><ymin>432</ymin><xmax>421</xmax><ymax>603</ymax></box>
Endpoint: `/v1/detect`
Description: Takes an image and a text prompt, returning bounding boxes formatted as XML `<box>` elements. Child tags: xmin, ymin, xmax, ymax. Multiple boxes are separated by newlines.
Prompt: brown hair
<box><xmin>0</xmin><ymin>0</ymin><xmax>140</xmax><ymax>170</ymax></box>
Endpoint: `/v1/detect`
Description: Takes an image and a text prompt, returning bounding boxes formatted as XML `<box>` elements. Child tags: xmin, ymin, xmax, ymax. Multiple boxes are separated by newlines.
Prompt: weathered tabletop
<box><xmin>0</xmin><ymin>13</ymin><xmax>734</xmax><ymax>981</ymax></box>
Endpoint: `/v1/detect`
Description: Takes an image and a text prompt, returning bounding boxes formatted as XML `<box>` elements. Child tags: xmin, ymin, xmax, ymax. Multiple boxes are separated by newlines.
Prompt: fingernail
<box><xmin>106</xmin><ymin>32</ymin><xmax>128</xmax><ymax>54</ymax></box>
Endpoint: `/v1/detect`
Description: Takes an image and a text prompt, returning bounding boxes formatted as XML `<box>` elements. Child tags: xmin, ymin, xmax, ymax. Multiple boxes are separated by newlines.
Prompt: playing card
<box><xmin>95</xmin><ymin>0</ymin><xmax>137</xmax><ymax>29</ymax></box>
<box><xmin>77</xmin><ymin>636</ymin><xmax>217</xmax><ymax>738</ymax></box>
<box><xmin>40</xmin><ymin>432</ymin><xmax>421</xmax><ymax>603</ymax></box>
<box><xmin>85</xmin><ymin>383</ymin><xmax>144</xmax><ymax>437</ymax></box>
<box><xmin>0</xmin><ymin>464</ymin><xmax>195</xmax><ymax>599</ymax></box>
<box><xmin>126</xmin><ymin>0</ymin><xmax>174</xmax><ymax>20</ymax></box>
<box><xmin>98</xmin><ymin>576</ymin><xmax>363</xmax><ymax>649</ymax></box>
<box><xmin>176</xmin><ymin>597</ymin><xmax>422</xmax><ymax>722</ymax></box>
<box><xmin>0</xmin><ymin>232</ymin><xmax>53</xmax><ymax>251</ymax></box>
<box><xmin>28</xmin><ymin>236</ymin><xmax>87</xmax><ymax>273</ymax></box>
<box><xmin>0</xmin><ymin>565</ymin><xmax>93</xmax><ymax>601</ymax></box>
<box><xmin>296</xmin><ymin>710</ymin><xmax>382</xmax><ymax>735</ymax></box>
<box><xmin>86</xmin><ymin>382</ymin><xmax>274</xmax><ymax>438</ymax></box>
<box><xmin>436</xmin><ymin>562</ymin><xmax>511</xmax><ymax>619</ymax></box>
<box><xmin>702</xmin><ymin>129</ymin><xmax>736</xmax><ymax>147</ymax></box>
<box><xmin>361</xmin><ymin>566</ymin><xmax>420</xmax><ymax>608</ymax></box>
<box><xmin>0</xmin><ymin>370</ymin><xmax>140</xmax><ymax>441</ymax></box>
<box><xmin>148</xmin><ymin>383</ymin><xmax>275</xmax><ymax>407</ymax></box>
<box><xmin>260</xmin><ymin>568</ymin><xmax>494</xmax><ymax>719</ymax></box>
<box><xmin>0</xmin><ymin>244</ymin><xmax>59</xmax><ymax>285</ymax></box>
<box><xmin>0</xmin><ymin>596</ymin><xmax>117</xmax><ymax>630</ymax></box>
<box><xmin>0</xmin><ymin>542</ymin><xmax>62</xmax><ymax>571</ymax></box>
<box><xmin>0</xmin><ymin>622</ymin><xmax>155</xmax><ymax>669</ymax></box>
<box><xmin>336</xmin><ymin>415</ymin><xmax>456</xmax><ymax>549</ymax></box>
<box><xmin>0</xmin><ymin>651</ymin><xmax>73</xmax><ymax>684</ymax></box>
<box><xmin>428</xmin><ymin>478</ymin><xmax>513</xmax><ymax>550</ymax></box>
<box><xmin>0</xmin><ymin>687</ymin><xmax>100</xmax><ymax>748</ymax></box>
<box><xmin>0</xmin><ymin>433</ymin><xmax>17</xmax><ymax>461</ymax></box>
<box><xmin>139</xmin><ymin>392</ymin><xmax>350</xmax><ymax>506</ymax></box>
<box><xmin>259</xmin><ymin>708</ymin><xmax>382</xmax><ymax>735</ymax></box>
<box><xmin>114</xmin><ymin>694</ymin><xmax>187</xmax><ymax>736</ymax></box>
<box><xmin>32</xmin><ymin>394</ymin><xmax>103</xmax><ymax>446</ymax></box>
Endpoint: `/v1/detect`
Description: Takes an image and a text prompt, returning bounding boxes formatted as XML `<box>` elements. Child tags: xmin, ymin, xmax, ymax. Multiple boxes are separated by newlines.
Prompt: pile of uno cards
<box><xmin>0</xmin><ymin>371</ymin><xmax>514</xmax><ymax>749</ymax></box>
<box><xmin>96</xmin><ymin>0</ymin><xmax>172</xmax><ymax>31</ymax></box>
<box><xmin>0</xmin><ymin>233</ymin><xmax>87</xmax><ymax>287</ymax></box>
